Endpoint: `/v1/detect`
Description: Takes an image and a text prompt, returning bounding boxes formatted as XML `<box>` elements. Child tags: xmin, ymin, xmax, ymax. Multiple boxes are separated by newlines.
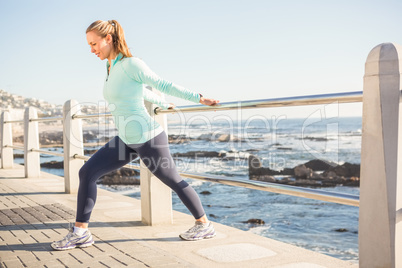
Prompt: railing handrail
<box><xmin>30</xmin><ymin>148</ymin><xmax>64</xmax><ymax>157</ymax></box>
<box><xmin>30</xmin><ymin>116</ymin><xmax>63</xmax><ymax>122</ymax></box>
<box><xmin>2</xmin><ymin>90</ymin><xmax>367</xmax><ymax>123</ymax></box>
<box><xmin>3</xmin><ymin>119</ymin><xmax>24</xmax><ymax>124</ymax></box>
<box><xmin>155</xmin><ymin>90</ymin><xmax>364</xmax><ymax>114</ymax></box>
<box><xmin>72</xmin><ymin>112</ymin><xmax>112</xmax><ymax>120</ymax></box>
<box><xmin>4</xmin><ymin>145</ymin><xmax>24</xmax><ymax>150</ymax></box>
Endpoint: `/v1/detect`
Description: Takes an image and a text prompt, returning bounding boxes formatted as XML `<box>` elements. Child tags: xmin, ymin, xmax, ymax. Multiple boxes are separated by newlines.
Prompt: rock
<box><xmin>84</xmin><ymin>149</ymin><xmax>99</xmax><ymax>155</ymax></box>
<box><xmin>294</xmin><ymin>165</ymin><xmax>313</xmax><ymax>179</ymax></box>
<box><xmin>277</xmin><ymin>147</ymin><xmax>292</xmax><ymax>151</ymax></box>
<box><xmin>83</xmin><ymin>131</ymin><xmax>97</xmax><ymax>142</ymax></box>
<box><xmin>334</xmin><ymin>228</ymin><xmax>348</xmax><ymax>232</ymax></box>
<box><xmin>325</xmin><ymin>171</ymin><xmax>337</xmax><ymax>179</ymax></box>
<box><xmin>98</xmin><ymin>167</ymin><xmax>140</xmax><ymax>185</ymax></box>
<box><xmin>249</xmin><ymin>154</ymin><xmax>262</xmax><ymax>169</ymax></box>
<box><xmin>248</xmin><ymin>155</ymin><xmax>361</xmax><ymax>187</ymax></box>
<box><xmin>217</xmin><ymin>134</ymin><xmax>232</xmax><ymax>142</ymax></box>
<box><xmin>282</xmin><ymin>168</ymin><xmax>295</xmax><ymax>176</ymax></box>
<box><xmin>250</xmin><ymin>175</ymin><xmax>276</xmax><ymax>183</ymax></box>
<box><xmin>224</xmin><ymin>152</ymin><xmax>250</xmax><ymax>160</ymax></box>
<box><xmin>172</xmin><ymin>151</ymin><xmax>222</xmax><ymax>158</ymax></box>
<box><xmin>200</xmin><ymin>191</ymin><xmax>212</xmax><ymax>195</ymax></box>
<box><xmin>98</xmin><ymin>176</ymin><xmax>140</xmax><ymax>185</ymax></box>
<box><xmin>324</xmin><ymin>162</ymin><xmax>360</xmax><ymax>177</ymax></box>
<box><xmin>198</xmin><ymin>133</ymin><xmax>212</xmax><ymax>141</ymax></box>
<box><xmin>168</xmin><ymin>134</ymin><xmax>192</xmax><ymax>144</ymax></box>
<box><xmin>41</xmin><ymin>161</ymin><xmax>64</xmax><ymax>169</ymax></box>
<box><xmin>244</xmin><ymin>219</ymin><xmax>265</xmax><ymax>225</ymax></box>
<box><xmin>304</xmin><ymin>159</ymin><xmax>335</xmax><ymax>171</ymax></box>
<box><xmin>209</xmin><ymin>214</ymin><xmax>218</xmax><ymax>218</ymax></box>
<box><xmin>299</xmin><ymin>136</ymin><xmax>329</xmax><ymax>141</ymax></box>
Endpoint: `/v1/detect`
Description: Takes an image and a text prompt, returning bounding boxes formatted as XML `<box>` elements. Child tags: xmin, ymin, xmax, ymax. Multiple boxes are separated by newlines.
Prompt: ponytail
<box><xmin>86</xmin><ymin>20</ymin><xmax>132</xmax><ymax>58</ymax></box>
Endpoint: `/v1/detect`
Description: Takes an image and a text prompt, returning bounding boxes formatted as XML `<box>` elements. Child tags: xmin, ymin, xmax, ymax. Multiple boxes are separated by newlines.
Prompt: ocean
<box><xmin>22</xmin><ymin>116</ymin><xmax>362</xmax><ymax>263</ymax></box>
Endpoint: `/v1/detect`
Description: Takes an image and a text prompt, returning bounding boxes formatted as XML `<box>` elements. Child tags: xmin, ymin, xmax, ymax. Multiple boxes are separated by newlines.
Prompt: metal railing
<box><xmin>155</xmin><ymin>90</ymin><xmax>363</xmax><ymax>114</ymax></box>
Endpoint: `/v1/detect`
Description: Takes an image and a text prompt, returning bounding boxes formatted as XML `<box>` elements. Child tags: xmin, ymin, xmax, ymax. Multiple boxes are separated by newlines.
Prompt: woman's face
<box><xmin>86</xmin><ymin>31</ymin><xmax>113</xmax><ymax>60</ymax></box>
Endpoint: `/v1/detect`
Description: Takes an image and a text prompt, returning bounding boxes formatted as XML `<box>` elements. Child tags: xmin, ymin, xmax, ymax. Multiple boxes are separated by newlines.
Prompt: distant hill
<box><xmin>0</xmin><ymin>89</ymin><xmax>63</xmax><ymax>117</ymax></box>
<box><xmin>0</xmin><ymin>89</ymin><xmax>103</xmax><ymax>119</ymax></box>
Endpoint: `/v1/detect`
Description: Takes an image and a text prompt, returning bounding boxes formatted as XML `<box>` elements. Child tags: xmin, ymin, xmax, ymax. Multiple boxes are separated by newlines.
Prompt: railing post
<box><xmin>140</xmin><ymin>88</ymin><xmax>172</xmax><ymax>225</ymax></box>
<box><xmin>0</xmin><ymin>111</ymin><xmax>14</xmax><ymax>169</ymax></box>
<box><xmin>63</xmin><ymin>99</ymin><xmax>84</xmax><ymax>194</ymax></box>
<box><xmin>24</xmin><ymin>107</ymin><xmax>40</xmax><ymax>177</ymax></box>
<box><xmin>360</xmin><ymin>42</ymin><xmax>402</xmax><ymax>268</ymax></box>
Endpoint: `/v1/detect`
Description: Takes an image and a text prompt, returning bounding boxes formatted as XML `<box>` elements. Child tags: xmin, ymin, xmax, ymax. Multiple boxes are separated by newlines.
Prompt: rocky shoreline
<box><xmin>33</xmin><ymin>155</ymin><xmax>360</xmax><ymax>188</ymax></box>
<box><xmin>13</xmin><ymin>130</ymin><xmax>361</xmax><ymax>187</ymax></box>
<box><xmin>249</xmin><ymin>156</ymin><xmax>360</xmax><ymax>187</ymax></box>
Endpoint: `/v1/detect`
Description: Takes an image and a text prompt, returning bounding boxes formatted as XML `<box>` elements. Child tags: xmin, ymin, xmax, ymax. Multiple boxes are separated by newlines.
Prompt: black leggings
<box><xmin>76</xmin><ymin>131</ymin><xmax>205</xmax><ymax>223</ymax></box>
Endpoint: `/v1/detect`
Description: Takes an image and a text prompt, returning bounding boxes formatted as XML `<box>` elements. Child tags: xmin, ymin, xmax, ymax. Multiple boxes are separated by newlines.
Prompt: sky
<box><xmin>0</xmin><ymin>0</ymin><xmax>401</xmax><ymax>119</ymax></box>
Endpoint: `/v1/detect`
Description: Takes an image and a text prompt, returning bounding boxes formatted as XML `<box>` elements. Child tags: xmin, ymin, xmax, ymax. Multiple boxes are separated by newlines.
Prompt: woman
<box><xmin>51</xmin><ymin>20</ymin><xmax>219</xmax><ymax>250</ymax></box>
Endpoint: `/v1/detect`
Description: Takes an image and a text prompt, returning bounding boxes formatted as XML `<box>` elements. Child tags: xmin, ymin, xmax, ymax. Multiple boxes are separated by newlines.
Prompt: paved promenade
<box><xmin>0</xmin><ymin>165</ymin><xmax>357</xmax><ymax>268</ymax></box>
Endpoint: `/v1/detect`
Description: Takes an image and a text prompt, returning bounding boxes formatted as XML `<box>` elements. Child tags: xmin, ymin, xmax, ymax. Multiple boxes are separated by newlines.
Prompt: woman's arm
<box><xmin>122</xmin><ymin>58</ymin><xmax>202</xmax><ymax>104</ymax></box>
<box><xmin>142</xmin><ymin>87</ymin><xmax>172</xmax><ymax>109</ymax></box>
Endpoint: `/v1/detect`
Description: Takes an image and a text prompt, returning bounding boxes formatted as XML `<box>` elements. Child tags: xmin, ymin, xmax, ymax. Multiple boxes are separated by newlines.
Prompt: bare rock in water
<box><xmin>294</xmin><ymin>165</ymin><xmax>313</xmax><ymax>179</ymax></box>
<box><xmin>243</xmin><ymin>219</ymin><xmax>265</xmax><ymax>225</ymax></box>
<box><xmin>304</xmin><ymin>159</ymin><xmax>335</xmax><ymax>171</ymax></box>
<box><xmin>41</xmin><ymin>161</ymin><xmax>64</xmax><ymax>169</ymax></box>
<box><xmin>248</xmin><ymin>155</ymin><xmax>361</xmax><ymax>187</ymax></box>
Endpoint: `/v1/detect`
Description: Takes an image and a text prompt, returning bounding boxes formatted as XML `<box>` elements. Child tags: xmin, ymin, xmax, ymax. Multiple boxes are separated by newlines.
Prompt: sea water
<box><xmin>31</xmin><ymin>116</ymin><xmax>362</xmax><ymax>263</ymax></box>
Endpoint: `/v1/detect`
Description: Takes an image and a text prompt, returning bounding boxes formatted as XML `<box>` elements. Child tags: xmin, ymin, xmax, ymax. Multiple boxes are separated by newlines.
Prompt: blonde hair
<box><xmin>86</xmin><ymin>20</ymin><xmax>132</xmax><ymax>58</ymax></box>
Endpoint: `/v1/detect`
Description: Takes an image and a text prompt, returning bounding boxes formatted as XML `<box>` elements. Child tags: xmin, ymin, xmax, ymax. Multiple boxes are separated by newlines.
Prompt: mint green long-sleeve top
<box><xmin>103</xmin><ymin>53</ymin><xmax>201</xmax><ymax>144</ymax></box>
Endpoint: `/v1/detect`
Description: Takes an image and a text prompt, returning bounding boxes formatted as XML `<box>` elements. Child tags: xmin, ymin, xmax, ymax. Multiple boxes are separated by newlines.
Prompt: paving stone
<box><xmin>0</xmin><ymin>231</ymin><xmax>20</xmax><ymax>244</ymax></box>
<box><xmin>92</xmin><ymin>241</ymin><xmax>119</xmax><ymax>253</ymax></box>
<box><xmin>54</xmin><ymin>255</ymin><xmax>83</xmax><ymax>267</ymax></box>
<box><xmin>152</xmin><ymin>262</ymin><xmax>193</xmax><ymax>268</ymax></box>
<box><xmin>97</xmin><ymin>256</ymin><xmax>131</xmax><ymax>267</ymax></box>
<box><xmin>136</xmin><ymin>255</ymin><xmax>179</xmax><ymax>267</ymax></box>
<box><xmin>30</xmin><ymin>251</ymin><xmax>54</xmax><ymax>262</ymax></box>
<box><xmin>80</xmin><ymin>244</ymin><xmax>107</xmax><ymax>258</ymax></box>
<box><xmin>16</xmin><ymin>234</ymin><xmax>38</xmax><ymax>246</ymax></box>
<box><xmin>68</xmin><ymin>249</ymin><xmax>95</xmax><ymax>263</ymax></box>
<box><xmin>15</xmin><ymin>252</ymin><xmax>39</xmax><ymax>265</ymax></box>
<box><xmin>126</xmin><ymin>263</ymin><xmax>149</xmax><ymax>268</ymax></box>
<box><xmin>197</xmin><ymin>243</ymin><xmax>277</xmax><ymax>263</ymax></box>
<box><xmin>37</xmin><ymin>259</ymin><xmax>67</xmax><ymax>268</ymax></box>
<box><xmin>103</xmin><ymin>253</ymin><xmax>145</xmax><ymax>267</ymax></box>
<box><xmin>1</xmin><ymin>258</ymin><xmax>25</xmax><ymax>268</ymax></box>
<box><xmin>0</xmin><ymin>252</ymin><xmax>19</xmax><ymax>262</ymax></box>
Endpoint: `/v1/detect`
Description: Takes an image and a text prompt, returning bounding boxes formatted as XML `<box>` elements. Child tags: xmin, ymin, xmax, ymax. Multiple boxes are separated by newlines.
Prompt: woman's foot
<box><xmin>51</xmin><ymin>227</ymin><xmax>94</xmax><ymax>251</ymax></box>
<box><xmin>179</xmin><ymin>221</ymin><xmax>216</xmax><ymax>241</ymax></box>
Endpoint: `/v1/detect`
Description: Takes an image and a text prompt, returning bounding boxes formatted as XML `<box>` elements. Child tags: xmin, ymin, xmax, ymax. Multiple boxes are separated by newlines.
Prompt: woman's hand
<box><xmin>200</xmin><ymin>97</ymin><xmax>220</xmax><ymax>106</ymax></box>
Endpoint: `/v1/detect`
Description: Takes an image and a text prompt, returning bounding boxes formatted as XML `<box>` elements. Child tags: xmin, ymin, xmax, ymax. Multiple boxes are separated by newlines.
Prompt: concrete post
<box><xmin>24</xmin><ymin>107</ymin><xmax>40</xmax><ymax>177</ymax></box>
<box><xmin>140</xmin><ymin>88</ymin><xmax>172</xmax><ymax>225</ymax></box>
<box><xmin>63</xmin><ymin>99</ymin><xmax>84</xmax><ymax>194</ymax></box>
<box><xmin>0</xmin><ymin>111</ymin><xmax>14</xmax><ymax>169</ymax></box>
<box><xmin>360</xmin><ymin>42</ymin><xmax>402</xmax><ymax>268</ymax></box>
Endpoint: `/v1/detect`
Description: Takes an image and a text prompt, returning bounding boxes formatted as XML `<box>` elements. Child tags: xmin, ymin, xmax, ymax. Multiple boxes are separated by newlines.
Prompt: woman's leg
<box><xmin>51</xmin><ymin>136</ymin><xmax>139</xmax><ymax>250</ymax></box>
<box><xmin>134</xmin><ymin>131</ymin><xmax>206</xmax><ymax>220</ymax></box>
<box><xmin>135</xmin><ymin>131</ymin><xmax>215</xmax><ymax>240</ymax></box>
<box><xmin>76</xmin><ymin>136</ymin><xmax>138</xmax><ymax>224</ymax></box>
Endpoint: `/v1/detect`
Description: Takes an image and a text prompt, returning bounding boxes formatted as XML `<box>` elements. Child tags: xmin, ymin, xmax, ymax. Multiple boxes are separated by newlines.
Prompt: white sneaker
<box><xmin>51</xmin><ymin>227</ymin><xmax>94</xmax><ymax>251</ymax></box>
<box><xmin>179</xmin><ymin>221</ymin><xmax>216</xmax><ymax>241</ymax></box>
